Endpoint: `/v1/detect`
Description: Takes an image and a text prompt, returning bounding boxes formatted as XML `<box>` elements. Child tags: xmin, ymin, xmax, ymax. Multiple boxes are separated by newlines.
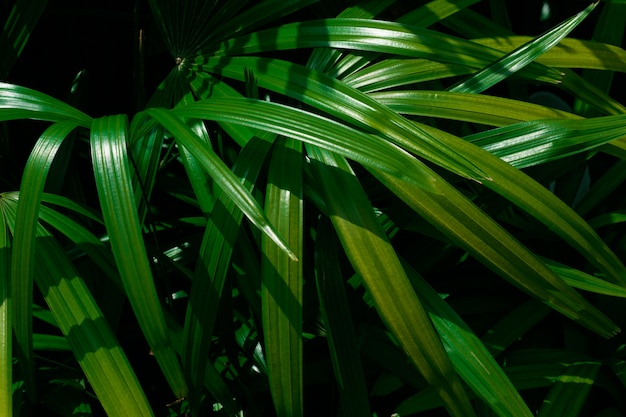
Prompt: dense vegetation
<box><xmin>2</xmin><ymin>0</ymin><xmax>626</xmax><ymax>416</ymax></box>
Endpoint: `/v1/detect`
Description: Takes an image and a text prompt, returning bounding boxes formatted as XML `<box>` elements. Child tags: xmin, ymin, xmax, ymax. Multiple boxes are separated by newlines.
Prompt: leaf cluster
<box><xmin>2</xmin><ymin>0</ymin><xmax>626</xmax><ymax>416</ymax></box>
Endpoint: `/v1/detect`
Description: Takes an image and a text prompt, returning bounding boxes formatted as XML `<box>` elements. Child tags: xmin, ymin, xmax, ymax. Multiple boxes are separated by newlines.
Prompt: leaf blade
<box><xmin>308</xmin><ymin>145</ymin><xmax>476</xmax><ymax>417</ymax></box>
<box><xmin>90</xmin><ymin>115</ymin><xmax>187</xmax><ymax>399</ymax></box>
<box><xmin>262</xmin><ymin>138</ymin><xmax>304</xmax><ymax>417</ymax></box>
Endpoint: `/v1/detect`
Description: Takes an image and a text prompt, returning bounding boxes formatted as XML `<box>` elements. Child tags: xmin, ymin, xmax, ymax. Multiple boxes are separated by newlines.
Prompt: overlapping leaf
<box><xmin>2</xmin><ymin>193</ymin><xmax>154</xmax><ymax>417</ymax></box>
<box><xmin>307</xmin><ymin>145</ymin><xmax>476</xmax><ymax>417</ymax></box>
<box><xmin>90</xmin><ymin>116</ymin><xmax>187</xmax><ymax>399</ymax></box>
<box><xmin>261</xmin><ymin>138</ymin><xmax>304</xmax><ymax>417</ymax></box>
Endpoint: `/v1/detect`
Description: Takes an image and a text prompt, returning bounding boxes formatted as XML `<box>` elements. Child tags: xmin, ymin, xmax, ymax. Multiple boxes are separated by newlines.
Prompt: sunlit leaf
<box><xmin>307</xmin><ymin>145</ymin><xmax>476</xmax><ymax>417</ymax></box>
<box><xmin>0</xmin><ymin>82</ymin><xmax>91</xmax><ymax>125</ymax></box>
<box><xmin>262</xmin><ymin>138</ymin><xmax>304</xmax><ymax>417</ymax></box>
<box><xmin>90</xmin><ymin>115</ymin><xmax>187</xmax><ymax>399</ymax></box>
<box><xmin>449</xmin><ymin>2</ymin><xmax>598</xmax><ymax>93</ymax></box>
<box><xmin>10</xmin><ymin>121</ymin><xmax>82</xmax><ymax>401</ymax></box>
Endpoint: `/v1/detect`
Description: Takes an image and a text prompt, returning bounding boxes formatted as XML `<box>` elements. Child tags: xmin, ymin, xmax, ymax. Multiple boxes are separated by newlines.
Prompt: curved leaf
<box><xmin>307</xmin><ymin>145</ymin><xmax>476</xmax><ymax>417</ymax></box>
<box><xmin>191</xmin><ymin>56</ymin><xmax>490</xmax><ymax>181</ymax></box>
<box><xmin>472</xmin><ymin>36</ymin><xmax>626</xmax><ymax>73</ymax></box>
<box><xmin>0</xmin><ymin>82</ymin><xmax>91</xmax><ymax>125</ymax></box>
<box><xmin>466</xmin><ymin>114</ymin><xmax>626</xmax><ymax>168</ymax></box>
<box><xmin>2</xmin><ymin>194</ymin><xmax>154</xmax><ymax>417</ymax></box>
<box><xmin>11</xmin><ymin>120</ymin><xmax>82</xmax><ymax>401</ymax></box>
<box><xmin>90</xmin><ymin>115</ymin><xmax>187</xmax><ymax>399</ymax></box>
<box><xmin>315</xmin><ymin>219</ymin><xmax>371</xmax><ymax>417</ymax></box>
<box><xmin>206</xmin><ymin>18</ymin><xmax>562</xmax><ymax>83</ymax></box>
<box><xmin>404</xmin><ymin>260</ymin><xmax>534</xmax><ymax>417</ymax></box>
<box><xmin>262</xmin><ymin>138</ymin><xmax>304</xmax><ymax>417</ymax></box>
<box><xmin>371</xmin><ymin>90</ymin><xmax>580</xmax><ymax>127</ymax></box>
<box><xmin>449</xmin><ymin>2</ymin><xmax>598</xmax><ymax>93</ymax></box>
<box><xmin>182</xmin><ymin>134</ymin><xmax>275</xmax><ymax>409</ymax></box>
<box><xmin>167</xmin><ymin>98</ymin><xmax>443</xmax><ymax>193</ymax></box>
<box><xmin>143</xmin><ymin>107</ymin><xmax>297</xmax><ymax>259</ymax></box>
<box><xmin>372</xmin><ymin>169</ymin><xmax>619</xmax><ymax>337</ymax></box>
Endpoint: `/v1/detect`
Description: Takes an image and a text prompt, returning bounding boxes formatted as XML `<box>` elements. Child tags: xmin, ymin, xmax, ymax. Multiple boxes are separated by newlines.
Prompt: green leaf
<box><xmin>575</xmin><ymin>1</ymin><xmax>626</xmax><ymax>115</ymax></box>
<box><xmin>372</xmin><ymin>170</ymin><xmax>619</xmax><ymax>337</ymax></box>
<box><xmin>542</xmin><ymin>257</ymin><xmax>626</xmax><ymax>298</ymax></box>
<box><xmin>144</xmin><ymin>107</ymin><xmax>298</xmax><ymax>260</ymax></box>
<box><xmin>575</xmin><ymin>159</ymin><xmax>626</xmax><ymax>218</ymax></box>
<box><xmin>449</xmin><ymin>2</ymin><xmax>598</xmax><ymax>93</ymax></box>
<box><xmin>472</xmin><ymin>36</ymin><xmax>626</xmax><ymax>74</ymax></box>
<box><xmin>11</xmin><ymin>121</ymin><xmax>82</xmax><ymax>401</ymax></box>
<box><xmin>404</xmin><ymin>260</ymin><xmax>535</xmax><ymax>417</ymax></box>
<box><xmin>341</xmin><ymin>58</ymin><xmax>474</xmax><ymax>92</ymax></box>
<box><xmin>32</xmin><ymin>333</ymin><xmax>71</xmax><ymax>351</ymax></box>
<box><xmin>90</xmin><ymin>115</ymin><xmax>187</xmax><ymax>399</ymax></box>
<box><xmin>466</xmin><ymin>114</ymin><xmax>626</xmax><ymax>168</ymax></box>
<box><xmin>34</xmin><ymin>231</ymin><xmax>155</xmax><ymax>417</ymax></box>
<box><xmin>204</xmin><ymin>18</ymin><xmax>563</xmax><ymax>84</ymax></box>
<box><xmin>481</xmin><ymin>299</ymin><xmax>552</xmax><ymax>357</ymax></box>
<box><xmin>307</xmin><ymin>145</ymin><xmax>476</xmax><ymax>417</ymax></box>
<box><xmin>182</xmin><ymin>134</ymin><xmax>275</xmax><ymax>409</ymax></box>
<box><xmin>2</xmin><ymin>194</ymin><xmax>154</xmax><ymax>416</ymax></box>
<box><xmin>396</xmin><ymin>0</ymin><xmax>482</xmax><ymax>28</ymax></box>
<box><xmin>212</xmin><ymin>0</ymin><xmax>319</xmax><ymax>44</ymax></box>
<box><xmin>371</xmin><ymin>89</ymin><xmax>580</xmax><ymax>127</ymax></box>
<box><xmin>35</xmin><ymin>203</ymin><xmax>120</xmax><ymax>289</ymax></box>
<box><xmin>411</xmin><ymin>120</ymin><xmax>626</xmax><ymax>287</ymax></box>
<box><xmin>262</xmin><ymin>138</ymin><xmax>304</xmax><ymax>417</ymax></box>
<box><xmin>0</xmin><ymin>82</ymin><xmax>91</xmax><ymax>125</ymax></box>
<box><xmin>0</xmin><ymin>195</ymin><xmax>12</xmax><ymax>417</ymax></box>
<box><xmin>186</xmin><ymin>71</ymin><xmax>261</xmax><ymax>147</ymax></box>
<box><xmin>192</xmin><ymin>56</ymin><xmax>490</xmax><ymax>182</ymax></box>
<box><xmin>169</xmin><ymin>97</ymin><xmax>443</xmax><ymax>194</ymax></box>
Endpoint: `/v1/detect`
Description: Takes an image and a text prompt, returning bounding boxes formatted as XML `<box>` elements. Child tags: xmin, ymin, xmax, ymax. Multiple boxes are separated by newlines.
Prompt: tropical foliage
<box><xmin>2</xmin><ymin>0</ymin><xmax>626</xmax><ymax>416</ymax></box>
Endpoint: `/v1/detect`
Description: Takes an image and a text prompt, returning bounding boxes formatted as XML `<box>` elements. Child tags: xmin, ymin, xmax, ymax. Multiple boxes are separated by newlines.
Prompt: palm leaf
<box><xmin>466</xmin><ymin>114</ymin><xmax>626</xmax><ymax>168</ymax></box>
<box><xmin>2</xmin><ymin>193</ymin><xmax>154</xmax><ymax>416</ymax></box>
<box><xmin>189</xmin><ymin>55</ymin><xmax>626</xmax><ymax>284</ymax></box>
<box><xmin>342</xmin><ymin>58</ymin><xmax>475</xmax><ymax>92</ymax></box>
<box><xmin>0</xmin><ymin>195</ymin><xmax>12</xmax><ymax>416</ymax></box>
<box><xmin>372</xmin><ymin>90</ymin><xmax>580</xmax><ymax>127</ymax></box>
<box><xmin>449</xmin><ymin>2</ymin><xmax>598</xmax><ymax>93</ymax></box>
<box><xmin>0</xmin><ymin>82</ymin><xmax>91</xmax><ymax>125</ymax></box>
<box><xmin>261</xmin><ymin>138</ymin><xmax>304</xmax><ymax>417</ymax></box>
<box><xmin>410</xmin><ymin>120</ymin><xmax>626</xmax><ymax>286</ymax></box>
<box><xmin>168</xmin><ymin>98</ymin><xmax>443</xmax><ymax>193</ymax></box>
<box><xmin>472</xmin><ymin>36</ymin><xmax>626</xmax><ymax>74</ymax></box>
<box><xmin>90</xmin><ymin>115</ymin><xmax>187</xmax><ymax>399</ymax></box>
<box><xmin>182</xmin><ymin>133</ymin><xmax>275</xmax><ymax>409</ymax></box>
<box><xmin>33</xmin><ymin>229</ymin><xmax>155</xmax><ymax>417</ymax></box>
<box><xmin>143</xmin><ymin>107</ymin><xmax>298</xmax><ymax>259</ymax></box>
<box><xmin>574</xmin><ymin>1</ymin><xmax>626</xmax><ymax>115</ymax></box>
<box><xmin>191</xmin><ymin>55</ymin><xmax>490</xmax><ymax>182</ymax></box>
<box><xmin>307</xmin><ymin>145</ymin><xmax>476</xmax><ymax>417</ymax></box>
<box><xmin>10</xmin><ymin>121</ymin><xmax>83</xmax><ymax>401</ymax></box>
<box><xmin>373</xmin><ymin>169</ymin><xmax>618</xmax><ymax>337</ymax></box>
<box><xmin>203</xmin><ymin>18</ymin><xmax>563</xmax><ymax>84</ymax></box>
<box><xmin>403</xmin><ymin>260</ymin><xmax>534</xmax><ymax>417</ymax></box>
